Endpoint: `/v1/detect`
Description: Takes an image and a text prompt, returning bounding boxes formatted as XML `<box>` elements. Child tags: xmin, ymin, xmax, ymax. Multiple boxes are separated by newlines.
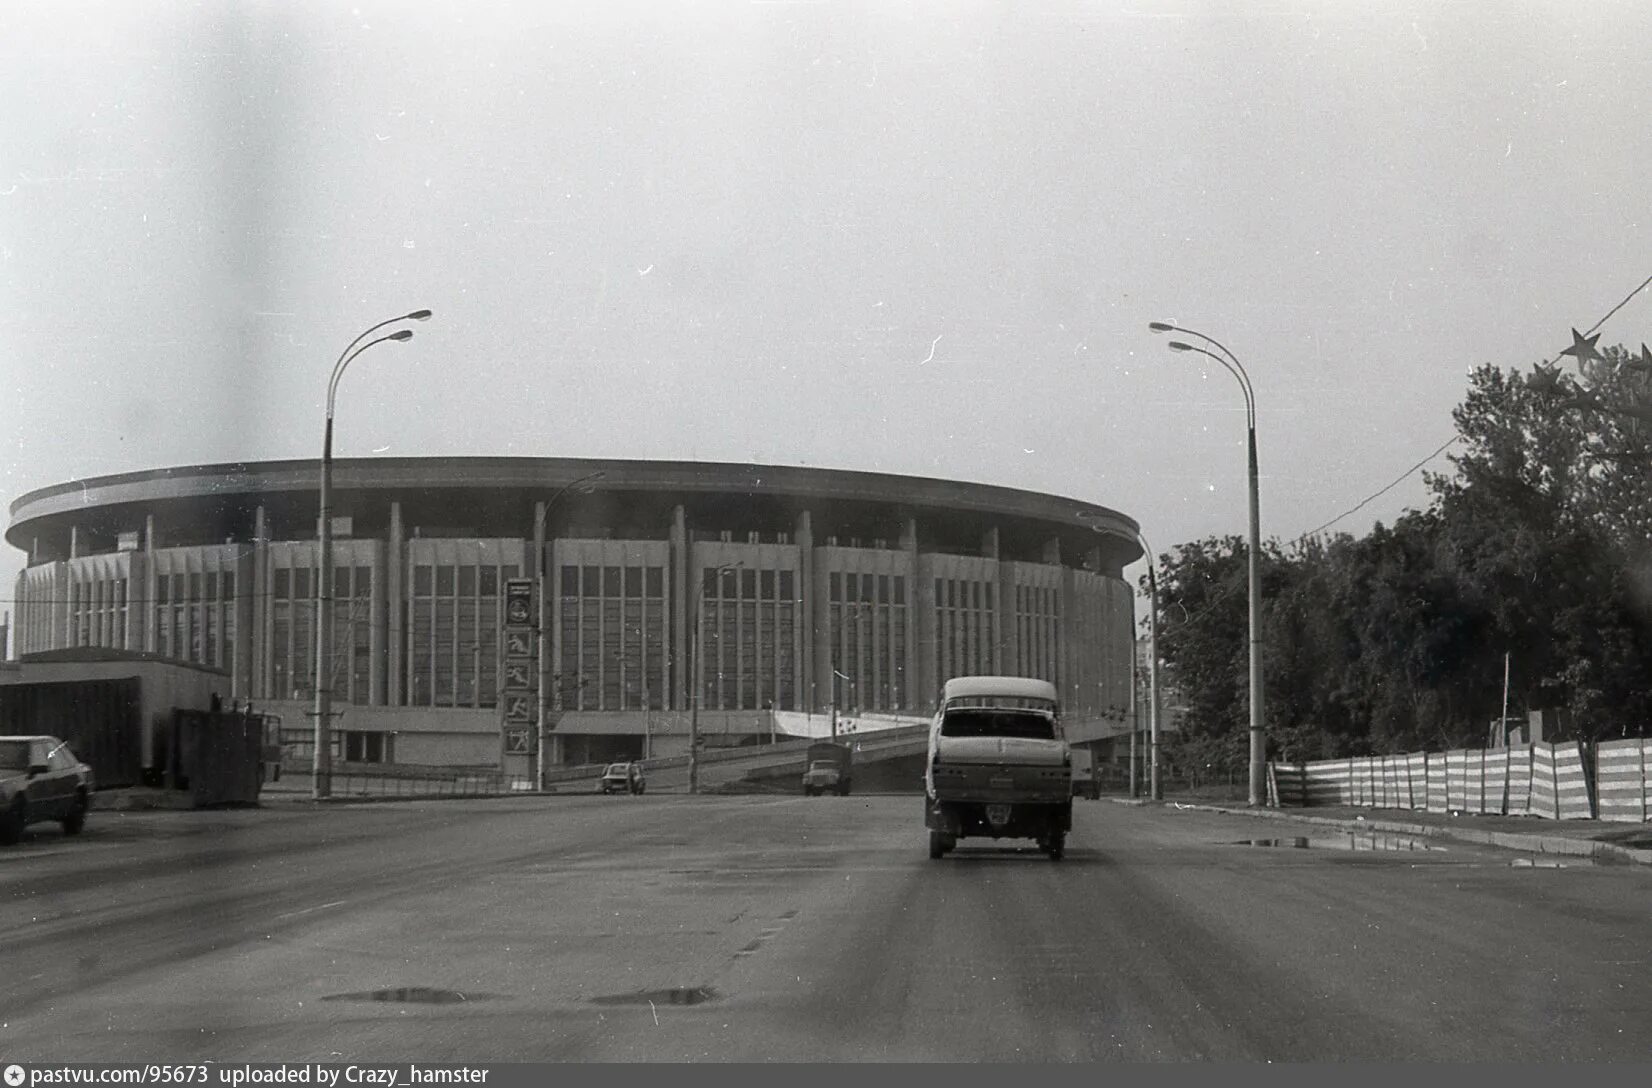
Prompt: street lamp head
<box><xmin>405</xmin><ymin>309</ymin><xmax>434</xmax><ymax>322</ymax></box>
<box><xmin>1148</xmin><ymin>322</ymin><xmax>1174</xmax><ymax>333</ymax></box>
<box><xmin>1166</xmin><ymin>340</ymin><xmax>1195</xmax><ymax>353</ymax></box>
<box><xmin>387</xmin><ymin>329</ymin><xmax>414</xmax><ymax>342</ymax></box>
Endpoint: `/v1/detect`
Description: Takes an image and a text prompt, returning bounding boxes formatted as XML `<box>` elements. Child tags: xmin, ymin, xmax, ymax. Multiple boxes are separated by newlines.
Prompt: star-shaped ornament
<box><xmin>1559</xmin><ymin>327</ymin><xmax>1604</xmax><ymax>367</ymax></box>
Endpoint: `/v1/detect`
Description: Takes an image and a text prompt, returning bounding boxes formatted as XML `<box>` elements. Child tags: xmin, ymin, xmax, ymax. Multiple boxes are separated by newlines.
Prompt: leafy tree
<box><xmin>1151</xmin><ymin>346</ymin><xmax>1652</xmax><ymax>761</ymax></box>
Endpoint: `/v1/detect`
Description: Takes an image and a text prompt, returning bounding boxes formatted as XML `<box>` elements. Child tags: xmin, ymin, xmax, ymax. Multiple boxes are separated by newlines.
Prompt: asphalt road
<box><xmin>2</xmin><ymin>794</ymin><xmax>1649</xmax><ymax>1062</ymax></box>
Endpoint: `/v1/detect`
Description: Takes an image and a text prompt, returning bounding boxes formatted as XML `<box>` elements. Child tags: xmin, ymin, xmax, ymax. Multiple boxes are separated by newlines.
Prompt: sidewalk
<box><xmin>1118</xmin><ymin>796</ymin><xmax>1652</xmax><ymax>866</ymax></box>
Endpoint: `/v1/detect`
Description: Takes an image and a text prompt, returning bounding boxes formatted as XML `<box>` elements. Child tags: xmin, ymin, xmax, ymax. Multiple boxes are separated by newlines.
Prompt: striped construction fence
<box><xmin>1268</xmin><ymin>762</ymin><xmax>1306</xmax><ymax>807</ymax></box>
<box><xmin>1595</xmin><ymin>739</ymin><xmax>1649</xmax><ymax>823</ymax></box>
<box><xmin>1426</xmin><ymin>752</ymin><xmax>1448</xmax><ymax>813</ymax></box>
<box><xmin>1552</xmin><ymin>740</ymin><xmax>1594</xmax><ymax>820</ymax></box>
<box><xmin>1505</xmin><ymin>745</ymin><xmax>1532</xmax><ymax>816</ymax></box>
<box><xmin>1445</xmin><ymin>749</ymin><xmax>1471</xmax><ymax>812</ymax></box>
<box><xmin>1303</xmin><ymin>760</ymin><xmax>1350</xmax><ymax>806</ymax></box>
<box><xmin>1404</xmin><ymin>752</ymin><xmax>1427</xmax><ymax>809</ymax></box>
<box><xmin>1270</xmin><ymin>738</ymin><xmax>1647</xmax><ymax>823</ymax></box>
<box><xmin>1482</xmin><ymin>748</ymin><xmax>1509</xmax><ymax>816</ymax></box>
<box><xmin>1529</xmin><ymin>743</ymin><xmax>1559</xmax><ymax>819</ymax></box>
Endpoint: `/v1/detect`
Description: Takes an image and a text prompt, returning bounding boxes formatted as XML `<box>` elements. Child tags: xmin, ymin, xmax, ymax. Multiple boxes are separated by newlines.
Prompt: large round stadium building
<box><xmin>7</xmin><ymin>458</ymin><xmax>1142</xmax><ymax>767</ymax></box>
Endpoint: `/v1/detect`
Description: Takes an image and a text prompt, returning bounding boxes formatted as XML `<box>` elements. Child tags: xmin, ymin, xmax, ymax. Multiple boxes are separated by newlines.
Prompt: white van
<box><xmin>924</xmin><ymin>676</ymin><xmax>1072</xmax><ymax>860</ymax></box>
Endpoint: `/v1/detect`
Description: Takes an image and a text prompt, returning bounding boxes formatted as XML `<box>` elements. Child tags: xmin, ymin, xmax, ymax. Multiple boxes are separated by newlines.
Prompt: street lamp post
<box><xmin>1149</xmin><ymin>321</ymin><xmax>1264</xmax><ymax>806</ymax></box>
<box><xmin>313</xmin><ymin>309</ymin><xmax>430</xmax><ymax>801</ymax></box>
<box><xmin>689</xmin><ymin>561</ymin><xmax>740</xmax><ymax>794</ymax></box>
<box><xmin>1140</xmin><ymin>532</ymin><xmax>1161</xmax><ymax>803</ymax></box>
<box><xmin>533</xmin><ymin>471</ymin><xmax>605</xmax><ymax>791</ymax></box>
<box><xmin>1079</xmin><ymin>515</ymin><xmax>1160</xmax><ymax>802</ymax></box>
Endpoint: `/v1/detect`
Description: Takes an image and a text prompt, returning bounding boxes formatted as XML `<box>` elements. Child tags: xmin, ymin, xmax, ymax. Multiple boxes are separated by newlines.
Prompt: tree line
<box><xmin>1155</xmin><ymin>342</ymin><xmax>1652</xmax><ymax>774</ymax></box>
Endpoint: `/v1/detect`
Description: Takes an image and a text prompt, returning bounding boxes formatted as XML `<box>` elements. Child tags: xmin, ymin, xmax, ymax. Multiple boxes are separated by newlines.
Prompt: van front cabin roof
<box><xmin>940</xmin><ymin>677</ymin><xmax>1060</xmax><ymax>704</ymax></box>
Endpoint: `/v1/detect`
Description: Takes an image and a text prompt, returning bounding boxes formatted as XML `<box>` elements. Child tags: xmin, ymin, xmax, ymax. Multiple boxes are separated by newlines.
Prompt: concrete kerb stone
<box><xmin>1136</xmin><ymin>799</ymin><xmax>1652</xmax><ymax>867</ymax></box>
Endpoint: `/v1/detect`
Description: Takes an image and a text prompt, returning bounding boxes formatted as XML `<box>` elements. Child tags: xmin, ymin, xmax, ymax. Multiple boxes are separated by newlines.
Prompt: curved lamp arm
<box><xmin>535</xmin><ymin>471</ymin><xmax>608</xmax><ymax>535</ymax></box>
<box><xmin>325</xmin><ymin>309</ymin><xmax>433</xmax><ymax>418</ymax></box>
<box><xmin>1167</xmin><ymin>341</ymin><xmax>1255</xmax><ymax>427</ymax></box>
<box><xmin>1150</xmin><ymin>321</ymin><xmax>1255</xmax><ymax>410</ymax></box>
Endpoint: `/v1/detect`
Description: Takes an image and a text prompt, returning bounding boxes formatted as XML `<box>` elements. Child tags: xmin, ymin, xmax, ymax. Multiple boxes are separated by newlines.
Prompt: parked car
<box><xmin>0</xmin><ymin>735</ymin><xmax>94</xmax><ymax>844</ymax></box>
<box><xmin>597</xmin><ymin>762</ymin><xmax>646</xmax><ymax>795</ymax></box>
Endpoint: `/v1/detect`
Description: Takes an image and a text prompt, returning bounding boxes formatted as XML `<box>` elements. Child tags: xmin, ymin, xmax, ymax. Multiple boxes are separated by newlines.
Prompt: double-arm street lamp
<box><xmin>1078</xmin><ymin>514</ymin><xmax>1160</xmax><ymax>802</ymax></box>
<box><xmin>1148</xmin><ymin>321</ymin><xmax>1264</xmax><ymax>806</ymax></box>
<box><xmin>533</xmin><ymin>471</ymin><xmax>606</xmax><ymax>791</ymax></box>
<box><xmin>1137</xmin><ymin>531</ymin><xmax>1161</xmax><ymax>802</ymax></box>
<box><xmin>313</xmin><ymin>308</ymin><xmax>432</xmax><ymax>800</ymax></box>
<box><xmin>689</xmin><ymin>561</ymin><xmax>741</xmax><ymax>794</ymax></box>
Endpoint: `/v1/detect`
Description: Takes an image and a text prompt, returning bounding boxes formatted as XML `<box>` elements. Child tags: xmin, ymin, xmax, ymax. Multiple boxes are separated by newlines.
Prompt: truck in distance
<box><xmin>802</xmin><ymin>740</ymin><xmax>853</xmax><ymax>796</ymax></box>
<box><xmin>924</xmin><ymin>676</ymin><xmax>1072</xmax><ymax>860</ymax></box>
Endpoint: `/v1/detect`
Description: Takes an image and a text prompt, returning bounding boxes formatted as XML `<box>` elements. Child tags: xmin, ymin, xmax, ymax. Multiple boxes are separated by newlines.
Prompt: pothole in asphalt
<box><xmin>590</xmin><ymin>986</ymin><xmax>719</xmax><ymax>1007</ymax></box>
<box><xmin>1226</xmin><ymin>834</ymin><xmax>1449</xmax><ymax>852</ymax></box>
<box><xmin>321</xmin><ymin>987</ymin><xmax>505</xmax><ymax>1005</ymax></box>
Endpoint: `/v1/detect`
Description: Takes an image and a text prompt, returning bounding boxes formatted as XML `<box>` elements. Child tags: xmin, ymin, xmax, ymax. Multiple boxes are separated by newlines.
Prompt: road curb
<box><xmin>1163</xmin><ymin>802</ymin><xmax>1652</xmax><ymax>867</ymax></box>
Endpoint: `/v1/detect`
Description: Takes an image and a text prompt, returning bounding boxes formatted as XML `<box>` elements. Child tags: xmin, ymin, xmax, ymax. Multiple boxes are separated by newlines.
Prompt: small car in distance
<box><xmin>0</xmin><ymin>735</ymin><xmax>94</xmax><ymax>845</ymax></box>
<box><xmin>597</xmin><ymin>762</ymin><xmax>646</xmax><ymax>795</ymax></box>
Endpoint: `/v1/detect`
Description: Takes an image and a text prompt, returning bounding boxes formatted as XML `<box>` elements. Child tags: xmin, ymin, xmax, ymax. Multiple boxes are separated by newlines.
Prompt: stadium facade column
<box><xmin>233</xmin><ymin>533</ymin><xmax>255</xmax><ymax>700</ymax></box>
<box><xmin>70</xmin><ymin>525</ymin><xmax>79</xmax><ymax>560</ymax></box>
<box><xmin>1086</xmin><ymin>542</ymin><xmax>1104</xmax><ymax>720</ymax></box>
<box><xmin>1060</xmin><ymin>563</ymin><xmax>1077</xmax><ymax>718</ymax></box>
<box><xmin>983</xmin><ymin>526</ymin><xmax>1004</xmax><ymax>675</ymax></box>
<box><xmin>50</xmin><ymin>564</ymin><xmax>63</xmax><ymax>651</ymax></box>
<box><xmin>534</xmin><ymin>500</ymin><xmax>555</xmax><ymax>768</ymax></box>
<box><xmin>899</xmin><ymin>517</ymin><xmax>918</xmax><ymax>711</ymax></box>
<box><xmin>915</xmin><ymin>544</ymin><xmax>936</xmax><ymax>715</ymax></box>
<box><xmin>670</xmin><ymin>505</ymin><xmax>687</xmax><ymax>712</ymax></box>
<box><xmin>1042</xmin><ymin>536</ymin><xmax>1063</xmax><ymax>697</ymax></box>
<box><xmin>810</xmin><ymin>522</ymin><xmax>831</xmax><ymax>716</ymax></box>
<box><xmin>369</xmin><ymin>533</ymin><xmax>387</xmax><ymax>706</ymax></box>
<box><xmin>387</xmin><ymin>502</ymin><xmax>404</xmax><ymax>706</ymax></box>
<box><xmin>252</xmin><ymin>507</ymin><xmax>267</xmax><ymax>697</ymax></box>
<box><xmin>125</xmin><ymin>534</ymin><xmax>146</xmax><ymax>655</ymax></box>
<box><xmin>142</xmin><ymin>514</ymin><xmax>160</xmax><ymax>654</ymax></box>
<box><xmin>795</xmin><ymin>510</ymin><xmax>814</xmax><ymax>712</ymax></box>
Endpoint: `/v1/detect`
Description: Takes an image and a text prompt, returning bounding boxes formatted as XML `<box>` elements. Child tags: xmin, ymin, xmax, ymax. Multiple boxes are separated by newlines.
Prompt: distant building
<box><xmin>9</xmin><ymin>457</ymin><xmax>1142</xmax><ymax>766</ymax></box>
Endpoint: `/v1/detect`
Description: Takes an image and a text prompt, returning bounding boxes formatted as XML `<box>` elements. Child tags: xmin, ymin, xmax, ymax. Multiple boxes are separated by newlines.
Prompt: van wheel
<box><xmin>1046</xmin><ymin>833</ymin><xmax>1065</xmax><ymax>861</ymax></box>
<box><xmin>928</xmin><ymin>831</ymin><xmax>946</xmax><ymax>859</ymax></box>
<box><xmin>62</xmin><ymin>793</ymin><xmax>88</xmax><ymax>836</ymax></box>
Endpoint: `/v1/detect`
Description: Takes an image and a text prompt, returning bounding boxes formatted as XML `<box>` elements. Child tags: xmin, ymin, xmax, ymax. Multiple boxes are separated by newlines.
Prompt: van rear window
<box><xmin>939</xmin><ymin>710</ymin><xmax>1056</xmax><ymax>740</ymax></box>
<box><xmin>943</xmin><ymin>695</ymin><xmax>1056</xmax><ymax>712</ymax></box>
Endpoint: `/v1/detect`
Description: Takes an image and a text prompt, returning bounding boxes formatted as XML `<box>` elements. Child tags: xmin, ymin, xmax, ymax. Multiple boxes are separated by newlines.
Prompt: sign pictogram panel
<box><xmin>503</xmin><ymin>661</ymin><xmax>533</xmax><ymax>692</ymax></box>
<box><xmin>504</xmin><ymin>579</ymin><xmax>534</xmax><ymax>627</ymax></box>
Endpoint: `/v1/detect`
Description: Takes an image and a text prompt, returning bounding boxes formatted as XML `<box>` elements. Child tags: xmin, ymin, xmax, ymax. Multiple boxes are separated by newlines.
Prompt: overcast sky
<box><xmin>3</xmin><ymin>0</ymin><xmax>1649</xmax><ymax>621</ymax></box>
